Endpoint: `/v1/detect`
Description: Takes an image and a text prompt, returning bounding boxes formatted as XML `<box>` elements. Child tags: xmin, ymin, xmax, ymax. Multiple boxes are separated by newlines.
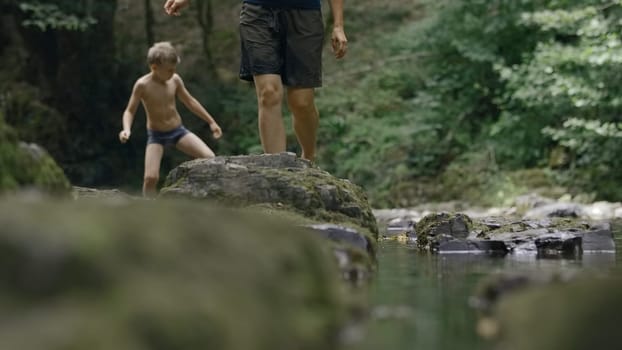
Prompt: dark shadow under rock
<box><xmin>439</xmin><ymin>240</ymin><xmax>509</xmax><ymax>255</ymax></box>
<box><xmin>308</xmin><ymin>224</ymin><xmax>370</xmax><ymax>253</ymax></box>
<box><xmin>534</xmin><ymin>235</ymin><xmax>582</xmax><ymax>258</ymax></box>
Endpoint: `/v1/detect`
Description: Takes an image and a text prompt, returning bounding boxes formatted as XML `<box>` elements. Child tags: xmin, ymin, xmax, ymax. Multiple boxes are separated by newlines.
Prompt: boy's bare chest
<box><xmin>142</xmin><ymin>82</ymin><xmax>176</xmax><ymax>104</ymax></box>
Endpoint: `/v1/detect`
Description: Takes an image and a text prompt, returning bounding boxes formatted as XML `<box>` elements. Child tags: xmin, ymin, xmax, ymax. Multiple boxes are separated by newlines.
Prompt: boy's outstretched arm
<box><xmin>174</xmin><ymin>75</ymin><xmax>222</xmax><ymax>139</ymax></box>
<box><xmin>119</xmin><ymin>81</ymin><xmax>143</xmax><ymax>143</ymax></box>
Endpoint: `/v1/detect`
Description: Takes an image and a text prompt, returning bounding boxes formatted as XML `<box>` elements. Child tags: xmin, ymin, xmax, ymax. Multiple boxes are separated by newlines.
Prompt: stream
<box><xmin>350</xmin><ymin>221</ymin><xmax>622</xmax><ymax>350</ymax></box>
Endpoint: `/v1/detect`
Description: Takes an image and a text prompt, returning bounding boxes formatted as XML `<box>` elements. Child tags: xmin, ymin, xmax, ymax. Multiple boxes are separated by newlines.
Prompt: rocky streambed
<box><xmin>375</xmin><ymin>196</ymin><xmax>619</xmax><ymax>257</ymax></box>
<box><xmin>370</xmin><ymin>197</ymin><xmax>622</xmax><ymax>350</ymax></box>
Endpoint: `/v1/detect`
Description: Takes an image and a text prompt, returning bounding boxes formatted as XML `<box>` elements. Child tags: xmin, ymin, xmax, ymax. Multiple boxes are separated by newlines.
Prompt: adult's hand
<box><xmin>331</xmin><ymin>27</ymin><xmax>348</xmax><ymax>59</ymax></box>
<box><xmin>164</xmin><ymin>0</ymin><xmax>189</xmax><ymax>16</ymax></box>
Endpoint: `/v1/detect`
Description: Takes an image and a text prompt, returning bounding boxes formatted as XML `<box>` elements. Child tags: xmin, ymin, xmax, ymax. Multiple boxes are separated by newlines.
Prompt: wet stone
<box><xmin>579</xmin><ymin>229</ymin><xmax>615</xmax><ymax>252</ymax></box>
<box><xmin>308</xmin><ymin>224</ymin><xmax>370</xmax><ymax>252</ymax></box>
<box><xmin>535</xmin><ymin>235</ymin><xmax>582</xmax><ymax>258</ymax></box>
<box><xmin>439</xmin><ymin>240</ymin><xmax>509</xmax><ymax>255</ymax></box>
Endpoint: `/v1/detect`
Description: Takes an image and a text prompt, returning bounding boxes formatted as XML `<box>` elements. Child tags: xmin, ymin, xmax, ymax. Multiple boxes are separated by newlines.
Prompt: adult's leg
<box><xmin>254</xmin><ymin>74</ymin><xmax>286</xmax><ymax>154</ymax></box>
<box><xmin>176</xmin><ymin>132</ymin><xmax>215</xmax><ymax>158</ymax></box>
<box><xmin>143</xmin><ymin>143</ymin><xmax>164</xmax><ymax>197</ymax></box>
<box><xmin>287</xmin><ymin>87</ymin><xmax>318</xmax><ymax>161</ymax></box>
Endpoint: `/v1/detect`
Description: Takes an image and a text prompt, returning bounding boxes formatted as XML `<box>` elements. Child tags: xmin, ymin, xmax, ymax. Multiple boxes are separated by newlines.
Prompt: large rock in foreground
<box><xmin>0</xmin><ymin>199</ymin><xmax>350</xmax><ymax>350</ymax></box>
<box><xmin>160</xmin><ymin>153</ymin><xmax>378</xmax><ymax>240</ymax></box>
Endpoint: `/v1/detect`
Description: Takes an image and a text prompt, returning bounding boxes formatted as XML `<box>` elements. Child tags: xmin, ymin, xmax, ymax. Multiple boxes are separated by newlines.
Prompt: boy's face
<box><xmin>151</xmin><ymin>62</ymin><xmax>177</xmax><ymax>82</ymax></box>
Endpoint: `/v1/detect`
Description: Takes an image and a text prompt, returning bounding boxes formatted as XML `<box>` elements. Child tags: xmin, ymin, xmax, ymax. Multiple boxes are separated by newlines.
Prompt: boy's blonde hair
<box><xmin>147</xmin><ymin>42</ymin><xmax>180</xmax><ymax>65</ymax></box>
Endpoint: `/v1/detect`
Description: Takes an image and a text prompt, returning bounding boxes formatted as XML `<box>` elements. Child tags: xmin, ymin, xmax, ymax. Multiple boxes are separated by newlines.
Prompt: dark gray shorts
<box><xmin>147</xmin><ymin>125</ymin><xmax>189</xmax><ymax>146</ymax></box>
<box><xmin>239</xmin><ymin>3</ymin><xmax>324</xmax><ymax>88</ymax></box>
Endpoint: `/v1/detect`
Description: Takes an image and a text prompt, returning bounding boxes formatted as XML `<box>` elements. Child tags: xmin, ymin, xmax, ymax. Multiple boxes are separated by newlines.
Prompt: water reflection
<box><xmin>351</xmin><ymin>241</ymin><xmax>618</xmax><ymax>350</ymax></box>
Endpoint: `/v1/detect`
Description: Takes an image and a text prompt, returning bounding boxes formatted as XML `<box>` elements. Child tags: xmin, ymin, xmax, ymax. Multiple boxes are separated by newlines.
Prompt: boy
<box><xmin>119</xmin><ymin>41</ymin><xmax>222</xmax><ymax>196</ymax></box>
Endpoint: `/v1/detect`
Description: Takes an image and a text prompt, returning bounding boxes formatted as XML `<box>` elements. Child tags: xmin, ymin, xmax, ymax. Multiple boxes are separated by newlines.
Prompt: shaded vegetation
<box><xmin>0</xmin><ymin>111</ymin><xmax>70</xmax><ymax>194</ymax></box>
<box><xmin>1</xmin><ymin>0</ymin><xmax>620</xmax><ymax>205</ymax></box>
<box><xmin>318</xmin><ymin>0</ymin><xmax>622</xmax><ymax>206</ymax></box>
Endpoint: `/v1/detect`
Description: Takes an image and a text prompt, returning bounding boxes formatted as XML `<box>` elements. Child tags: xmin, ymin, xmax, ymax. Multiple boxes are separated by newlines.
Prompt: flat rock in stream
<box><xmin>439</xmin><ymin>240</ymin><xmax>509</xmax><ymax>255</ymax></box>
<box><xmin>413</xmin><ymin>212</ymin><xmax>615</xmax><ymax>256</ymax></box>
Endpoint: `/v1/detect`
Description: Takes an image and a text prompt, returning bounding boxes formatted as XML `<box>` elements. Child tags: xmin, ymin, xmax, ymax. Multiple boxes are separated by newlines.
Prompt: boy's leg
<box><xmin>144</xmin><ymin>143</ymin><xmax>164</xmax><ymax>197</ymax></box>
<box><xmin>254</xmin><ymin>74</ymin><xmax>286</xmax><ymax>154</ymax></box>
<box><xmin>176</xmin><ymin>132</ymin><xmax>215</xmax><ymax>158</ymax></box>
<box><xmin>287</xmin><ymin>87</ymin><xmax>318</xmax><ymax>161</ymax></box>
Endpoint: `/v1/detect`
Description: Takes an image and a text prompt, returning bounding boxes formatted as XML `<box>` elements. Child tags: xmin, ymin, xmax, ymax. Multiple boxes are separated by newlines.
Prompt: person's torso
<box><xmin>243</xmin><ymin>0</ymin><xmax>321</xmax><ymax>10</ymax></box>
<box><xmin>140</xmin><ymin>75</ymin><xmax>182</xmax><ymax>131</ymax></box>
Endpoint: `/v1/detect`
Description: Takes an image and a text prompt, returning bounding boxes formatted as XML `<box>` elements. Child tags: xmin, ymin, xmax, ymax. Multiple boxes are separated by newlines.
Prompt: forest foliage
<box><xmin>1</xmin><ymin>0</ymin><xmax>621</xmax><ymax>206</ymax></box>
<box><xmin>318</xmin><ymin>0</ymin><xmax>622</xmax><ymax>206</ymax></box>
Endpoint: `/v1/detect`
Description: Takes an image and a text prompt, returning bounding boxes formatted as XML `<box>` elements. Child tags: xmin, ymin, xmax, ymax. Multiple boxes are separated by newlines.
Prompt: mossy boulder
<box><xmin>0</xmin><ymin>198</ymin><xmax>351</xmax><ymax>350</ymax></box>
<box><xmin>160</xmin><ymin>153</ymin><xmax>379</xmax><ymax>242</ymax></box>
<box><xmin>413</xmin><ymin>212</ymin><xmax>615</xmax><ymax>256</ymax></box>
<box><xmin>415</xmin><ymin>212</ymin><xmax>472</xmax><ymax>250</ymax></box>
<box><xmin>0</xmin><ymin>114</ymin><xmax>70</xmax><ymax>194</ymax></box>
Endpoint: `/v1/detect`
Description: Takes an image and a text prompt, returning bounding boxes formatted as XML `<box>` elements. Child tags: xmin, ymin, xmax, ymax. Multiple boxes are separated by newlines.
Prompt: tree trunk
<box><xmin>196</xmin><ymin>0</ymin><xmax>217</xmax><ymax>79</ymax></box>
<box><xmin>144</xmin><ymin>0</ymin><xmax>155</xmax><ymax>46</ymax></box>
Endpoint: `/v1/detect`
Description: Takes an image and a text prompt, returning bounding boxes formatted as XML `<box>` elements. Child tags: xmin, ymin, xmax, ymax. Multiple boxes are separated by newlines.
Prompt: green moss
<box><xmin>415</xmin><ymin>212</ymin><xmax>473</xmax><ymax>250</ymax></box>
<box><xmin>248</xmin><ymin>203</ymin><xmax>378</xmax><ymax>262</ymax></box>
<box><xmin>0</xmin><ymin>199</ymin><xmax>352</xmax><ymax>350</ymax></box>
<box><xmin>163</xmin><ymin>163</ymin><xmax>378</xmax><ymax>239</ymax></box>
<box><xmin>475</xmin><ymin>217</ymin><xmax>590</xmax><ymax>238</ymax></box>
<box><xmin>260</xmin><ymin>167</ymin><xmax>379</xmax><ymax>238</ymax></box>
<box><xmin>0</xmin><ymin>114</ymin><xmax>17</xmax><ymax>143</ymax></box>
<box><xmin>0</xmin><ymin>114</ymin><xmax>71</xmax><ymax>195</ymax></box>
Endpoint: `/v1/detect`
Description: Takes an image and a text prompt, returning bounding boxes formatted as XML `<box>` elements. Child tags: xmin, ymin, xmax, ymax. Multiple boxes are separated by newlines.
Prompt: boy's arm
<box><xmin>119</xmin><ymin>81</ymin><xmax>143</xmax><ymax>143</ymax></box>
<box><xmin>174</xmin><ymin>75</ymin><xmax>222</xmax><ymax>139</ymax></box>
<box><xmin>329</xmin><ymin>0</ymin><xmax>348</xmax><ymax>59</ymax></box>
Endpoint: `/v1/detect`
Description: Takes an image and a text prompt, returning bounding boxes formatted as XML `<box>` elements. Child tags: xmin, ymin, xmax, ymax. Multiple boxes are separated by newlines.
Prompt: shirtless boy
<box><xmin>119</xmin><ymin>41</ymin><xmax>222</xmax><ymax>196</ymax></box>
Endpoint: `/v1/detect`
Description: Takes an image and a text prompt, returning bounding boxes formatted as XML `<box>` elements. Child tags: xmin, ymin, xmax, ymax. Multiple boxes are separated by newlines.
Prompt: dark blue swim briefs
<box><xmin>147</xmin><ymin>125</ymin><xmax>189</xmax><ymax>146</ymax></box>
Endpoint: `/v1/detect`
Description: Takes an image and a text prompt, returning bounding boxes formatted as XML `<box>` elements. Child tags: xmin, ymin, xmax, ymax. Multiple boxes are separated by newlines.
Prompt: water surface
<box><xmin>352</xmin><ymin>233</ymin><xmax>621</xmax><ymax>350</ymax></box>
